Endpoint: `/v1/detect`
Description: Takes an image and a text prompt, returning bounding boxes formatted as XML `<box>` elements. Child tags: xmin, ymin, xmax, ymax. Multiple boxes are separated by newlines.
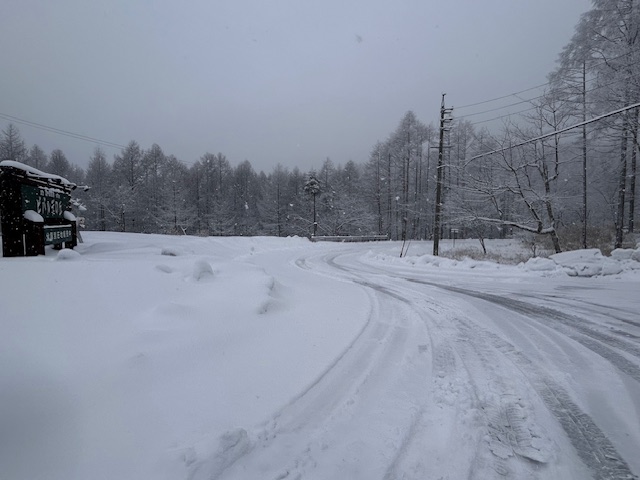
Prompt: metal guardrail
<box><xmin>310</xmin><ymin>235</ymin><xmax>389</xmax><ymax>243</ymax></box>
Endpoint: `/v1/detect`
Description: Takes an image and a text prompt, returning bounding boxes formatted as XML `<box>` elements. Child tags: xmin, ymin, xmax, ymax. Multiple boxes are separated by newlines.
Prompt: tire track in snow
<box><xmin>311</xmin><ymin>251</ymin><xmax>575</xmax><ymax>478</ymax></box>
<box><xmin>455</xmin><ymin>316</ymin><xmax>637</xmax><ymax>480</ymax></box>
<box><xmin>409</xmin><ymin>280</ymin><xmax>640</xmax><ymax>382</ymax></box>
<box><xmin>519</xmin><ymin>293</ymin><xmax>640</xmax><ymax>331</ymax></box>
<box><xmin>190</xmin><ymin>250</ymin><xmax>430</xmax><ymax>480</ymax></box>
<box><xmin>332</xmin><ymin>249</ymin><xmax>639</xmax><ymax>478</ymax></box>
<box><xmin>452</xmin><ymin>318</ymin><xmax>554</xmax><ymax>478</ymax></box>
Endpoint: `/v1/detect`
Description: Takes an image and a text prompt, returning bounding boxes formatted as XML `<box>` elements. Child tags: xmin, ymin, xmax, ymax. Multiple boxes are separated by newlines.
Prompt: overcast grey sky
<box><xmin>1</xmin><ymin>0</ymin><xmax>591</xmax><ymax>173</ymax></box>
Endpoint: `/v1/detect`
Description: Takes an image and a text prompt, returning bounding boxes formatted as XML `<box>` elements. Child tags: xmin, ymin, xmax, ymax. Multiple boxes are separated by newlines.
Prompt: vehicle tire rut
<box><xmin>456</xmin><ymin>316</ymin><xmax>637</xmax><ymax>480</ymax></box>
<box><xmin>411</xmin><ymin>280</ymin><xmax>640</xmax><ymax>382</ymax></box>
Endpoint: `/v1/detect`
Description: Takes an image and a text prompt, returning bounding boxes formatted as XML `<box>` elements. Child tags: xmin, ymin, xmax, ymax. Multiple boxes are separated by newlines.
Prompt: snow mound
<box><xmin>55</xmin><ymin>249</ymin><xmax>81</xmax><ymax>261</ymax></box>
<box><xmin>155</xmin><ymin>264</ymin><xmax>174</xmax><ymax>274</ymax></box>
<box><xmin>190</xmin><ymin>428</ymin><xmax>251</xmax><ymax>480</ymax></box>
<box><xmin>161</xmin><ymin>246</ymin><xmax>184</xmax><ymax>256</ymax></box>
<box><xmin>191</xmin><ymin>260</ymin><xmax>214</xmax><ymax>281</ymax></box>
<box><xmin>257</xmin><ymin>275</ymin><xmax>284</xmax><ymax>314</ymax></box>
<box><xmin>521</xmin><ymin>246</ymin><xmax>640</xmax><ymax>277</ymax></box>
<box><xmin>550</xmin><ymin>249</ymin><xmax>623</xmax><ymax>277</ymax></box>
<box><xmin>523</xmin><ymin>257</ymin><xmax>557</xmax><ymax>272</ymax></box>
<box><xmin>365</xmin><ymin>244</ymin><xmax>640</xmax><ymax>278</ymax></box>
<box><xmin>611</xmin><ymin>248</ymin><xmax>635</xmax><ymax>261</ymax></box>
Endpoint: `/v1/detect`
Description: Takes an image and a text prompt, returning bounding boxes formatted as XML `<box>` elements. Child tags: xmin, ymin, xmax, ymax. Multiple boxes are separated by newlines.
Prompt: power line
<box><xmin>0</xmin><ymin>111</ymin><xmax>208</xmax><ymax>168</ymax></box>
<box><xmin>455</xmin><ymin>50</ymin><xmax>636</xmax><ymax>113</ymax></box>
<box><xmin>460</xmin><ymin>97</ymin><xmax>540</xmax><ymax>119</ymax></box>
<box><xmin>457</xmin><ymin>74</ymin><xmax>633</xmax><ymax>127</ymax></box>
<box><xmin>0</xmin><ymin>112</ymin><xmax>127</xmax><ymax>150</ymax></box>
<box><xmin>470</xmin><ymin>101</ymin><xmax>640</xmax><ymax>160</ymax></box>
<box><xmin>456</xmin><ymin>83</ymin><xmax>548</xmax><ymax>111</ymax></box>
<box><xmin>468</xmin><ymin>106</ymin><xmax>538</xmax><ymax>127</ymax></box>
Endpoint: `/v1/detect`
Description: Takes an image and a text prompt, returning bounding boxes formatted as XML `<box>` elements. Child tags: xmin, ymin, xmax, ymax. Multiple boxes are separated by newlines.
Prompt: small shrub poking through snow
<box><xmin>441</xmin><ymin>247</ymin><xmax>532</xmax><ymax>265</ymax></box>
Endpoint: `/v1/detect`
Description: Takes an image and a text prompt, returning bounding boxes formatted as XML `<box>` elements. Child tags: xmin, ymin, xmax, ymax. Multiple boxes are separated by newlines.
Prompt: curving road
<box><xmin>194</xmin><ymin>243</ymin><xmax>640</xmax><ymax>480</ymax></box>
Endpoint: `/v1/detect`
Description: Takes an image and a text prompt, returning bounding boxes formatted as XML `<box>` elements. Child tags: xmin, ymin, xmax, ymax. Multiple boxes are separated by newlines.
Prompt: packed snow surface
<box><xmin>1</xmin><ymin>233</ymin><xmax>639</xmax><ymax>480</ymax></box>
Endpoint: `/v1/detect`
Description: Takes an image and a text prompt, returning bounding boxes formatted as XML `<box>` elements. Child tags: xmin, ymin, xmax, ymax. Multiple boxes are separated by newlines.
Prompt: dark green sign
<box><xmin>44</xmin><ymin>225</ymin><xmax>73</xmax><ymax>244</ymax></box>
<box><xmin>21</xmin><ymin>184</ymin><xmax>70</xmax><ymax>218</ymax></box>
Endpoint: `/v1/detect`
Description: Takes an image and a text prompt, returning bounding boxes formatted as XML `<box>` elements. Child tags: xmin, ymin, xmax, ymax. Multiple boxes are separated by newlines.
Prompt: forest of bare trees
<box><xmin>1</xmin><ymin>0</ymin><xmax>638</xmax><ymax>252</ymax></box>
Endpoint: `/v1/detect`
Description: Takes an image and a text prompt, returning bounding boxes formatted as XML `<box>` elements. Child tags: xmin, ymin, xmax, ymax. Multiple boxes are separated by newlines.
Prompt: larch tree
<box><xmin>85</xmin><ymin>147</ymin><xmax>112</xmax><ymax>231</ymax></box>
<box><xmin>112</xmin><ymin>141</ymin><xmax>143</xmax><ymax>231</ymax></box>
<box><xmin>26</xmin><ymin>145</ymin><xmax>48</xmax><ymax>170</ymax></box>
<box><xmin>0</xmin><ymin>124</ymin><xmax>27</xmax><ymax>163</ymax></box>
<box><xmin>48</xmin><ymin>149</ymin><xmax>71</xmax><ymax>178</ymax></box>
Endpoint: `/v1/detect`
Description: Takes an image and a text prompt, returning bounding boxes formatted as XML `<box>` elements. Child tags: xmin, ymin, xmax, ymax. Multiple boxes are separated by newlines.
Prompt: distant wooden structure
<box><xmin>0</xmin><ymin>161</ymin><xmax>81</xmax><ymax>257</ymax></box>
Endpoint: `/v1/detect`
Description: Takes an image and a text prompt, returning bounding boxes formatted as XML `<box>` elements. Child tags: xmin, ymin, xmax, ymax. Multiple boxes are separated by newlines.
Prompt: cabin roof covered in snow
<box><xmin>0</xmin><ymin>160</ymin><xmax>73</xmax><ymax>187</ymax></box>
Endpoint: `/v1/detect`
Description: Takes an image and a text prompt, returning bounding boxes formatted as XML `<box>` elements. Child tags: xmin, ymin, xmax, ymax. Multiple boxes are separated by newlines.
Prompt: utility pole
<box><xmin>582</xmin><ymin>60</ymin><xmax>588</xmax><ymax>248</ymax></box>
<box><xmin>304</xmin><ymin>175</ymin><xmax>321</xmax><ymax>237</ymax></box>
<box><xmin>433</xmin><ymin>94</ymin><xmax>453</xmax><ymax>256</ymax></box>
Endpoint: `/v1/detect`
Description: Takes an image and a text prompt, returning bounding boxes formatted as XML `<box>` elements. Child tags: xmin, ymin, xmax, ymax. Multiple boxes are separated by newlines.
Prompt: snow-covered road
<box><xmin>210</xmin><ymin>243</ymin><xmax>639</xmax><ymax>480</ymax></box>
<box><xmin>1</xmin><ymin>233</ymin><xmax>639</xmax><ymax>479</ymax></box>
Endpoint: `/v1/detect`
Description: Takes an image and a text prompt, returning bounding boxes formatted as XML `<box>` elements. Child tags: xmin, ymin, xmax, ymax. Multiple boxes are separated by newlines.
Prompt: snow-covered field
<box><xmin>1</xmin><ymin>232</ymin><xmax>639</xmax><ymax>480</ymax></box>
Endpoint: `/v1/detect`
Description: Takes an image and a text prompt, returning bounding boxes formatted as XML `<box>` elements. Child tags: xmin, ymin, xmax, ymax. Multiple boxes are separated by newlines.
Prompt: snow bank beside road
<box><xmin>363</xmin><ymin>241</ymin><xmax>640</xmax><ymax>278</ymax></box>
<box><xmin>523</xmin><ymin>247</ymin><xmax>640</xmax><ymax>277</ymax></box>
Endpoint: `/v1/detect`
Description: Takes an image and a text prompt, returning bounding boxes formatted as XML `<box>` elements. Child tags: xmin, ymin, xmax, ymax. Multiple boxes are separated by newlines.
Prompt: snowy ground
<box><xmin>1</xmin><ymin>232</ymin><xmax>639</xmax><ymax>480</ymax></box>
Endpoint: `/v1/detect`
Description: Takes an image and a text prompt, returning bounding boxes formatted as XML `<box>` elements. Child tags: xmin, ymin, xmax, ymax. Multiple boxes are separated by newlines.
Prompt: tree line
<box><xmin>1</xmin><ymin>0</ymin><xmax>638</xmax><ymax>251</ymax></box>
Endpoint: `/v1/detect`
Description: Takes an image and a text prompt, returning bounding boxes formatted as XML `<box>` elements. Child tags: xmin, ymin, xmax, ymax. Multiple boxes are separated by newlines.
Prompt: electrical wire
<box><xmin>454</xmin><ymin>49</ymin><xmax>636</xmax><ymax>114</ymax></box>
<box><xmin>456</xmin><ymin>74</ymin><xmax>635</xmax><ymax>127</ymax></box>
<box><xmin>455</xmin><ymin>83</ymin><xmax>548</xmax><ymax>111</ymax></box>
<box><xmin>0</xmin><ymin>111</ymin><xmax>201</xmax><ymax>167</ymax></box>
<box><xmin>0</xmin><ymin>112</ymin><xmax>126</xmax><ymax>150</ymax></box>
<box><xmin>470</xmin><ymin>101</ymin><xmax>640</xmax><ymax>160</ymax></box>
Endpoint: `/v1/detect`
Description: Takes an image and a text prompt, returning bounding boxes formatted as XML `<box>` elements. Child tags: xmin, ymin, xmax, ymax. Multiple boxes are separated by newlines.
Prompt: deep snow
<box><xmin>1</xmin><ymin>233</ymin><xmax>639</xmax><ymax>480</ymax></box>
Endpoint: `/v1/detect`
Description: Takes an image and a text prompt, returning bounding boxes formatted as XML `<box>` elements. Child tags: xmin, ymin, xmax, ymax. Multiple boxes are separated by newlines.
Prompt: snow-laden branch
<box><xmin>474</xmin><ymin>216</ymin><xmax>556</xmax><ymax>234</ymax></box>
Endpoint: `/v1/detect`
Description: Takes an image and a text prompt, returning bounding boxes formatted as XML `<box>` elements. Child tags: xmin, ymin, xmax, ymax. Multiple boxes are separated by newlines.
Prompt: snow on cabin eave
<box><xmin>0</xmin><ymin>160</ymin><xmax>74</xmax><ymax>187</ymax></box>
<box><xmin>23</xmin><ymin>209</ymin><xmax>44</xmax><ymax>223</ymax></box>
